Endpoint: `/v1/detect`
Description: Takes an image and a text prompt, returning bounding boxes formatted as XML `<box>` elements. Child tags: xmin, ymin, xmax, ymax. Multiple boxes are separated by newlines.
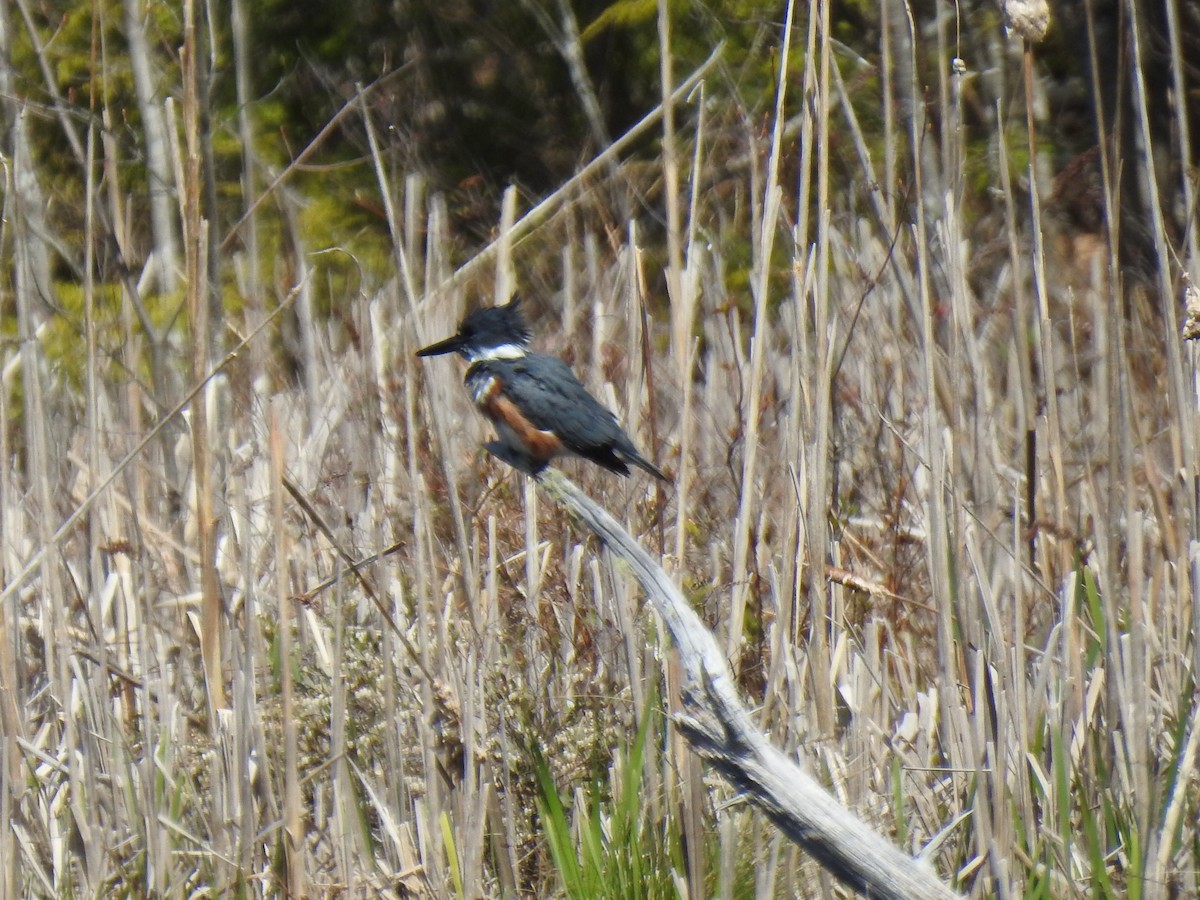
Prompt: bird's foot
<box><xmin>483</xmin><ymin>441</ymin><xmax>546</xmax><ymax>476</ymax></box>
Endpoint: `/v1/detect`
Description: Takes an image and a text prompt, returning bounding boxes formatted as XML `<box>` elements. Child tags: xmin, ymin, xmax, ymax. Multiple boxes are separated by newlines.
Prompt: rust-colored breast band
<box><xmin>482</xmin><ymin>389</ymin><xmax>564</xmax><ymax>462</ymax></box>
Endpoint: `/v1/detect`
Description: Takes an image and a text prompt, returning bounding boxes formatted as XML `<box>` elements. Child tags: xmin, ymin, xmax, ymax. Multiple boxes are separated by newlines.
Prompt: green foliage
<box><xmin>40</xmin><ymin>281</ymin><xmax>166</xmax><ymax>387</ymax></box>
<box><xmin>1077</xmin><ymin>562</ymin><xmax>1105</xmax><ymax>665</ymax></box>
<box><xmin>1080</xmin><ymin>780</ymin><xmax>1120</xmax><ymax>899</ymax></box>
<box><xmin>532</xmin><ymin>685</ymin><xmax>683</xmax><ymax>899</ymax></box>
<box><xmin>580</xmin><ymin>0</ymin><xmax>659</xmax><ymax>41</ymax></box>
<box><xmin>442</xmin><ymin>811</ymin><xmax>466</xmax><ymax>900</ymax></box>
<box><xmin>1015</xmin><ymin>556</ymin><xmax>1192</xmax><ymax>896</ymax></box>
<box><xmin>18</xmin><ymin>1</ymin><xmax>183</xmax><ymax>237</ymax></box>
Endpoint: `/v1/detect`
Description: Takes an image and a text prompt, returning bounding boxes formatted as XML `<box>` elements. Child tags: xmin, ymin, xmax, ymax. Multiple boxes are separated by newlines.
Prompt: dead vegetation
<box><xmin>0</xmin><ymin>0</ymin><xmax>1197</xmax><ymax>898</ymax></box>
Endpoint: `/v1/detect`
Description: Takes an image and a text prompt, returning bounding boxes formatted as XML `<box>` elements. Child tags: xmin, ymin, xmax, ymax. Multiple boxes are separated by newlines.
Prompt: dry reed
<box><xmin>0</xmin><ymin>2</ymin><xmax>1196</xmax><ymax>898</ymax></box>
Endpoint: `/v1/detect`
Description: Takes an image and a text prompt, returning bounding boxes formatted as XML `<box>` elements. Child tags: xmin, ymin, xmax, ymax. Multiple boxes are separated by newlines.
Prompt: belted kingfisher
<box><xmin>417</xmin><ymin>299</ymin><xmax>668</xmax><ymax>480</ymax></box>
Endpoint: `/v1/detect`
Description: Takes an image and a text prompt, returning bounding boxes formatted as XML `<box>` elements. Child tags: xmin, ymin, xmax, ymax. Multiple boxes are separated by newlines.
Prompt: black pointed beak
<box><xmin>416</xmin><ymin>334</ymin><xmax>464</xmax><ymax>357</ymax></box>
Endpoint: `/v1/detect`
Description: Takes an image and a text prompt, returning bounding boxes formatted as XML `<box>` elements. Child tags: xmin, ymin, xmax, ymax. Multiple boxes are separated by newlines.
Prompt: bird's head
<box><xmin>416</xmin><ymin>298</ymin><xmax>532</xmax><ymax>362</ymax></box>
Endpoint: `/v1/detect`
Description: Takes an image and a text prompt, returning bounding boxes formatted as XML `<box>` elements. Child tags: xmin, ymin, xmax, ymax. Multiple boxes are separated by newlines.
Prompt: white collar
<box><xmin>468</xmin><ymin>343</ymin><xmax>527</xmax><ymax>363</ymax></box>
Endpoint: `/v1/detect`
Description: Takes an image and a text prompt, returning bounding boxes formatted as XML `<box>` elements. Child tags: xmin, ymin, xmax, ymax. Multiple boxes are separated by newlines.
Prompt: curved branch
<box><xmin>534</xmin><ymin>468</ymin><xmax>961</xmax><ymax>900</ymax></box>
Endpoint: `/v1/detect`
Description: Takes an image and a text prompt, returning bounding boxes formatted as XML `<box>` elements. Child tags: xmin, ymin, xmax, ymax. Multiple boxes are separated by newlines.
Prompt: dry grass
<box><xmin>1</xmin><ymin>2</ymin><xmax>1198</xmax><ymax>898</ymax></box>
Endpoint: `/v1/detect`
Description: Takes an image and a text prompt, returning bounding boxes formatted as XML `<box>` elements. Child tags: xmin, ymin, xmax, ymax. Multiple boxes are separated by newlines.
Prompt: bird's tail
<box><xmin>622</xmin><ymin>450</ymin><xmax>669</xmax><ymax>482</ymax></box>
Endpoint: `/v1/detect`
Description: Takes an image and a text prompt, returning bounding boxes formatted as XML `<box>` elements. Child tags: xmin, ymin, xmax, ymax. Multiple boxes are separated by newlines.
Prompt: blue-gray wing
<box><xmin>485</xmin><ymin>354</ymin><xmax>668</xmax><ymax>480</ymax></box>
<box><xmin>489</xmin><ymin>355</ymin><xmax>625</xmax><ymax>453</ymax></box>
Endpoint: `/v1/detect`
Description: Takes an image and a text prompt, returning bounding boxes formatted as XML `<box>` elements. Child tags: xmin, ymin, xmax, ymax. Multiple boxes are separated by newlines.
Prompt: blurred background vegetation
<box><xmin>12</xmin><ymin>0</ymin><xmax>1198</xmax><ymax>334</ymax></box>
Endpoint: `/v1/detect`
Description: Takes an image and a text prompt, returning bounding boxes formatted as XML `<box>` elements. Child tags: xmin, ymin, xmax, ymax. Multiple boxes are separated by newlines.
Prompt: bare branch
<box><xmin>533</xmin><ymin>469</ymin><xmax>962</xmax><ymax>900</ymax></box>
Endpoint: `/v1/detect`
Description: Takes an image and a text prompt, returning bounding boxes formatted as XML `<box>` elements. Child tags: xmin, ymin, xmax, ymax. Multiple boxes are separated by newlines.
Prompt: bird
<box><xmin>417</xmin><ymin>299</ymin><xmax>668</xmax><ymax>480</ymax></box>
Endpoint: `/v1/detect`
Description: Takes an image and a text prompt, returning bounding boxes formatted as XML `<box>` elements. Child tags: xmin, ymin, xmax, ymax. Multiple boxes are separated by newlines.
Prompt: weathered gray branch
<box><xmin>534</xmin><ymin>468</ymin><xmax>961</xmax><ymax>900</ymax></box>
